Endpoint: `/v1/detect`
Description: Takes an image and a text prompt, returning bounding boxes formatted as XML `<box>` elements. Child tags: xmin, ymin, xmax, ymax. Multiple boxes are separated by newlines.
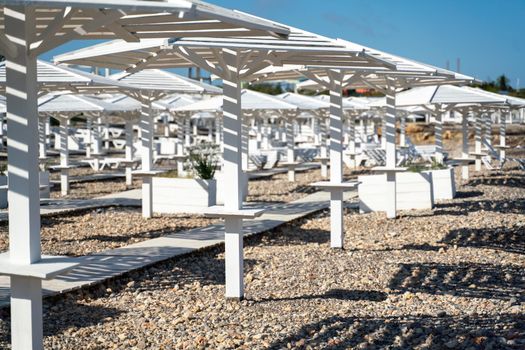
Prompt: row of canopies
<box><xmin>0</xmin><ymin>2</ymin><xmax>518</xmax><ymax>349</ymax></box>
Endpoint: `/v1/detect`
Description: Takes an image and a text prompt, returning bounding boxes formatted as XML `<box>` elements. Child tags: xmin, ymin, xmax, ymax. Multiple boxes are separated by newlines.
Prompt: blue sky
<box><xmin>43</xmin><ymin>0</ymin><xmax>525</xmax><ymax>87</ymax></box>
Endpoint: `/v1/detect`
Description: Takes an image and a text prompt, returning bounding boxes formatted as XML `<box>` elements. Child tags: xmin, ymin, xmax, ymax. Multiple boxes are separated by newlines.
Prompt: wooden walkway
<box><xmin>0</xmin><ymin>189</ymin><xmax>356</xmax><ymax>308</ymax></box>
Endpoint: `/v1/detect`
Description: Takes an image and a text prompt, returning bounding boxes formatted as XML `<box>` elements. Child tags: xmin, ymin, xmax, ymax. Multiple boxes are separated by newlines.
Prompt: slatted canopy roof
<box><xmin>110</xmin><ymin>69</ymin><xmax>222</xmax><ymax>94</ymax></box>
<box><xmin>37</xmin><ymin>93</ymin><xmax>129</xmax><ymax>114</ymax></box>
<box><xmin>315</xmin><ymin>94</ymin><xmax>370</xmax><ymax>110</ymax></box>
<box><xmin>155</xmin><ymin>94</ymin><xmax>199</xmax><ymax>111</ymax></box>
<box><xmin>174</xmin><ymin>89</ymin><xmax>298</xmax><ymax>113</ymax></box>
<box><xmin>0</xmin><ymin>60</ymin><xmax>136</xmax><ymax>93</ymax></box>
<box><xmin>276</xmin><ymin>92</ymin><xmax>329</xmax><ymax>110</ymax></box>
<box><xmin>0</xmin><ymin>0</ymin><xmax>290</xmax><ymax>58</ymax></box>
<box><xmin>395</xmin><ymin>85</ymin><xmax>507</xmax><ymax>107</ymax></box>
<box><xmin>54</xmin><ymin>18</ymin><xmax>396</xmax><ymax>78</ymax></box>
<box><xmin>250</xmin><ymin>38</ymin><xmax>476</xmax><ymax>90</ymax></box>
<box><xmin>464</xmin><ymin>87</ymin><xmax>525</xmax><ymax>109</ymax></box>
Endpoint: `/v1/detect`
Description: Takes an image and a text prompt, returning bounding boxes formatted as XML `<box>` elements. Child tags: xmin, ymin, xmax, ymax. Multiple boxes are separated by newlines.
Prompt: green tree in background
<box><xmin>246</xmin><ymin>83</ymin><xmax>283</xmax><ymax>95</ymax></box>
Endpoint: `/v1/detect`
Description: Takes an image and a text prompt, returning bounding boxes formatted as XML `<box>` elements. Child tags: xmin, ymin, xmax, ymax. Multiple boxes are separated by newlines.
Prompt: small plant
<box><xmin>407</xmin><ymin>164</ymin><xmax>427</xmax><ymax>173</ymax></box>
<box><xmin>187</xmin><ymin>142</ymin><xmax>219</xmax><ymax>180</ymax></box>
<box><xmin>0</xmin><ymin>162</ymin><xmax>6</xmax><ymax>176</ymax></box>
<box><xmin>430</xmin><ymin>160</ymin><xmax>448</xmax><ymax>170</ymax></box>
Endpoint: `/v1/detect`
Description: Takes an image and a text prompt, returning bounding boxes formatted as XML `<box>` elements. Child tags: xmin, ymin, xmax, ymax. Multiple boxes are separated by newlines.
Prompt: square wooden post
<box><xmin>140</xmin><ymin>100</ymin><xmax>154</xmax><ymax>218</ymax></box>
<box><xmin>384</xmin><ymin>85</ymin><xmax>398</xmax><ymax>219</ymax></box>
<box><xmin>461</xmin><ymin>114</ymin><xmax>470</xmax><ymax>180</ymax></box>
<box><xmin>222</xmin><ymin>49</ymin><xmax>244</xmax><ymax>299</ymax></box>
<box><xmin>329</xmin><ymin>72</ymin><xmax>344</xmax><ymax>248</ymax></box>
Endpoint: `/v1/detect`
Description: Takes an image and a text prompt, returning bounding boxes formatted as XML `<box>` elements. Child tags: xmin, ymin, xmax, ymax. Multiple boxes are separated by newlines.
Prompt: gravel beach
<box><xmin>247</xmin><ymin>166</ymin><xmax>369</xmax><ymax>204</ymax></box>
<box><xmin>0</xmin><ymin>207</ymin><xmax>215</xmax><ymax>257</ymax></box>
<box><xmin>0</xmin><ymin>165</ymin><xmax>522</xmax><ymax>349</ymax></box>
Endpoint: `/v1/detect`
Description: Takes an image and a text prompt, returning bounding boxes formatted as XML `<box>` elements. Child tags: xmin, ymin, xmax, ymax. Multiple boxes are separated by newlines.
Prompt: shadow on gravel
<box><xmin>254</xmin><ymin>289</ymin><xmax>387</xmax><ymax>303</ymax></box>
<box><xmin>0</xmin><ymin>301</ymin><xmax>121</xmax><ymax>343</ymax></box>
<box><xmin>467</xmin><ymin>173</ymin><xmax>525</xmax><ymax>189</ymax></box>
<box><xmin>440</xmin><ymin>225</ymin><xmax>525</xmax><ymax>255</ymax></box>
<box><xmin>432</xmin><ymin>198</ymin><xmax>525</xmax><ymax>216</ymax></box>
<box><xmin>388</xmin><ymin>262</ymin><xmax>525</xmax><ymax>302</ymax></box>
<box><xmin>453</xmin><ymin>190</ymin><xmax>484</xmax><ymax>199</ymax></box>
<box><xmin>267</xmin><ymin>314</ymin><xmax>525</xmax><ymax>349</ymax></box>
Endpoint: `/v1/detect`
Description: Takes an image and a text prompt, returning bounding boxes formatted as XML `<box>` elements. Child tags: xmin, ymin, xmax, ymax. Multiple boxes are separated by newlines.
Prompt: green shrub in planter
<box><xmin>188</xmin><ymin>142</ymin><xmax>220</xmax><ymax>180</ymax></box>
<box><xmin>430</xmin><ymin>160</ymin><xmax>448</xmax><ymax>170</ymax></box>
<box><xmin>407</xmin><ymin>164</ymin><xmax>427</xmax><ymax>173</ymax></box>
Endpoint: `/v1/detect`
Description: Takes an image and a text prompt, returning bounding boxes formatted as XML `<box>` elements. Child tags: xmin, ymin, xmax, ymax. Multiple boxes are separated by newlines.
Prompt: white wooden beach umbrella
<box><xmin>0</xmin><ymin>1</ymin><xmax>293</xmax><ymax>349</ymax></box>
<box><xmin>103</xmin><ymin>69</ymin><xmax>227</xmax><ymax>219</ymax></box>
<box><xmin>55</xmin><ymin>17</ymin><xmax>386</xmax><ymax>300</ymax></box>
<box><xmin>249</xmin><ymin>38</ymin><xmax>476</xmax><ymax>225</ymax></box>
<box><xmin>396</xmin><ymin>84</ymin><xmax>507</xmax><ymax>175</ymax></box>
<box><xmin>37</xmin><ymin>93</ymin><xmax>133</xmax><ymax>195</ymax></box>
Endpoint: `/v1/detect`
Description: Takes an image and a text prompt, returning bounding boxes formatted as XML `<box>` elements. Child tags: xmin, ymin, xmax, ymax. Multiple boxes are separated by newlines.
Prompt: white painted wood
<box><xmin>384</xmin><ymin>85</ymin><xmax>398</xmax><ymax>219</ymax></box>
<box><xmin>461</xmin><ymin>114</ymin><xmax>469</xmax><ymax>180</ymax></box>
<box><xmin>435</xmin><ymin>109</ymin><xmax>444</xmax><ymax>163</ymax></box>
<box><xmin>224</xmin><ymin>218</ymin><xmax>243</xmax><ymax>299</ymax></box>
<box><xmin>152</xmin><ymin>177</ymin><xmax>216</xmax><ymax>214</ymax></box>
<box><xmin>140</xmin><ymin>101</ymin><xmax>154</xmax><ymax>218</ymax></box>
<box><xmin>328</xmin><ymin>71</ymin><xmax>344</xmax><ymax>248</ymax></box>
<box><xmin>474</xmin><ymin>112</ymin><xmax>482</xmax><ymax>171</ymax></box>
<box><xmin>222</xmin><ymin>49</ymin><xmax>244</xmax><ymax>299</ymax></box>
<box><xmin>59</xmin><ymin>117</ymin><xmax>70</xmax><ymax>196</ymax></box>
<box><xmin>124</xmin><ymin>119</ymin><xmax>134</xmax><ymax>187</ymax></box>
<box><xmin>5</xmin><ymin>7</ymin><xmax>42</xmax><ymax>349</ymax></box>
<box><xmin>400</xmin><ymin>116</ymin><xmax>406</xmax><ymax>147</ymax></box>
<box><xmin>500</xmin><ymin>111</ymin><xmax>507</xmax><ymax>160</ymax></box>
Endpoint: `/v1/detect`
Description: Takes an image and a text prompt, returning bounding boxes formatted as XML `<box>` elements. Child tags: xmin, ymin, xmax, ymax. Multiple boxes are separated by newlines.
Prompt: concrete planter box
<box><xmin>358</xmin><ymin>172</ymin><xmax>434</xmax><ymax>213</ymax></box>
<box><xmin>424</xmin><ymin>167</ymin><xmax>456</xmax><ymax>201</ymax></box>
<box><xmin>152</xmin><ymin>177</ymin><xmax>216</xmax><ymax>214</ymax></box>
<box><xmin>216</xmin><ymin>171</ymin><xmax>248</xmax><ymax>205</ymax></box>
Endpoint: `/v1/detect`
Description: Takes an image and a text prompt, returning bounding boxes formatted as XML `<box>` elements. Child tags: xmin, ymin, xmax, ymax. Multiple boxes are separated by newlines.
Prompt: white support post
<box><xmin>435</xmin><ymin>109</ymin><xmax>444</xmax><ymax>164</ymax></box>
<box><xmin>103</xmin><ymin>118</ymin><xmax>110</xmax><ymax>150</ymax></box>
<box><xmin>92</xmin><ymin>116</ymin><xmax>103</xmax><ymax>171</ymax></box>
<box><xmin>385</xmin><ymin>84</ymin><xmax>397</xmax><ymax>219</ymax></box>
<box><xmin>256</xmin><ymin>118</ymin><xmax>262</xmax><ymax>150</ymax></box>
<box><xmin>261</xmin><ymin>119</ymin><xmax>269</xmax><ymax>150</ymax></box>
<box><xmin>215</xmin><ymin>116</ymin><xmax>221</xmax><ymax>145</ymax></box>
<box><xmin>474</xmin><ymin>112</ymin><xmax>482</xmax><ymax>171</ymax></box>
<box><xmin>313</xmin><ymin>117</ymin><xmax>320</xmax><ymax>145</ymax></box>
<box><xmin>461</xmin><ymin>114</ymin><xmax>469</xmax><ymax>180</ymax></box>
<box><xmin>320</xmin><ymin>118</ymin><xmax>328</xmax><ymax>177</ymax></box>
<box><xmin>140</xmin><ymin>100</ymin><xmax>154</xmax><ymax>218</ymax></box>
<box><xmin>38</xmin><ymin>117</ymin><xmax>46</xmax><ymax>160</ymax></box>
<box><xmin>177</xmin><ymin>116</ymin><xmax>186</xmax><ymax>176</ymax></box>
<box><xmin>285</xmin><ymin>115</ymin><xmax>296</xmax><ymax>181</ymax></box>
<box><xmin>164</xmin><ymin>116</ymin><xmax>170</xmax><ymax>138</ymax></box>
<box><xmin>208</xmin><ymin>119</ymin><xmax>213</xmax><ymax>142</ymax></box>
<box><xmin>125</xmin><ymin>119</ymin><xmax>134</xmax><ymax>187</ymax></box>
<box><xmin>381</xmin><ymin>114</ymin><xmax>387</xmax><ymax>150</ymax></box>
<box><xmin>500</xmin><ymin>110</ymin><xmax>507</xmax><ymax>161</ymax></box>
<box><xmin>329</xmin><ymin>71</ymin><xmax>344</xmax><ymax>248</ymax></box>
<box><xmin>241</xmin><ymin>115</ymin><xmax>249</xmax><ymax>172</ymax></box>
<box><xmin>184</xmin><ymin>117</ymin><xmax>191</xmax><ymax>147</ymax></box>
<box><xmin>5</xmin><ymin>6</ymin><xmax>43</xmax><ymax>349</ymax></box>
<box><xmin>85</xmin><ymin>118</ymin><xmax>92</xmax><ymax>159</ymax></box>
<box><xmin>483</xmin><ymin>113</ymin><xmax>492</xmax><ymax>162</ymax></box>
<box><xmin>400</xmin><ymin>115</ymin><xmax>406</xmax><ymax>148</ymax></box>
<box><xmin>348</xmin><ymin>114</ymin><xmax>356</xmax><ymax>168</ymax></box>
<box><xmin>222</xmin><ymin>49</ymin><xmax>245</xmax><ymax>300</ymax></box>
<box><xmin>59</xmin><ymin>117</ymin><xmax>70</xmax><ymax>196</ymax></box>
